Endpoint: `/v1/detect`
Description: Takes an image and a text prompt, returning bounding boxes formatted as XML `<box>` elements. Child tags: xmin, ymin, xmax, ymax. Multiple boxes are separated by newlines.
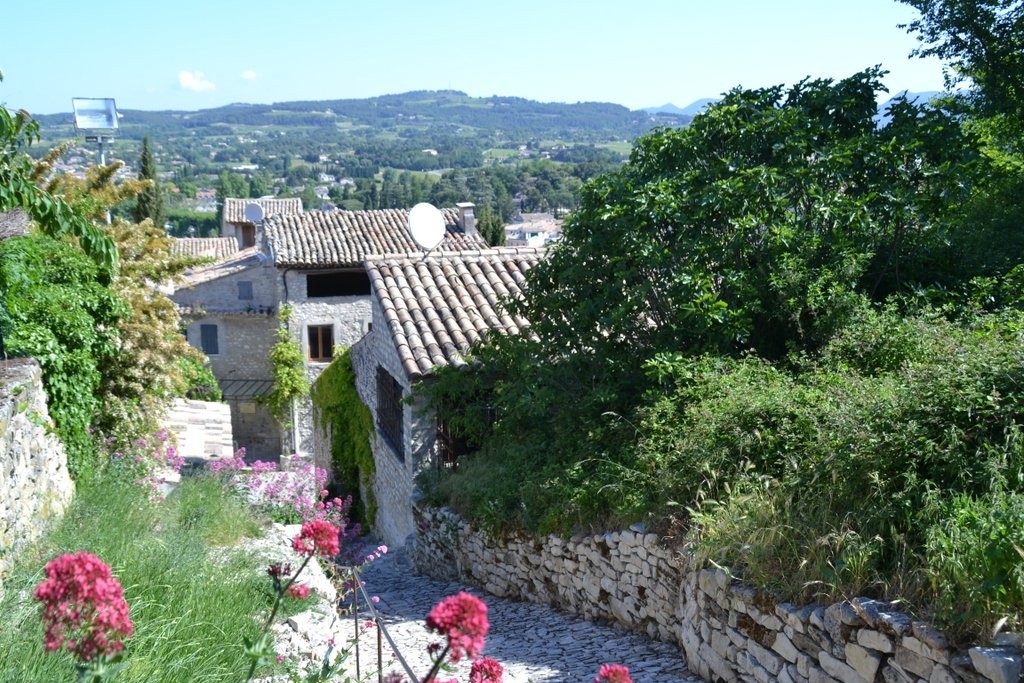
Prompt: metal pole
<box><xmin>377</xmin><ymin>623</ymin><xmax>384</xmax><ymax>683</ymax></box>
<box><xmin>99</xmin><ymin>138</ymin><xmax>111</xmax><ymax>225</ymax></box>
<box><xmin>356</xmin><ymin>573</ymin><xmax>419</xmax><ymax>682</ymax></box>
<box><xmin>353</xmin><ymin>567</ymin><xmax>360</xmax><ymax>680</ymax></box>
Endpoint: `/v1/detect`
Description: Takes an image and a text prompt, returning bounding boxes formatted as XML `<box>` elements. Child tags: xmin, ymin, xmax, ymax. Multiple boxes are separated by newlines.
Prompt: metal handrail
<box><xmin>342</xmin><ymin>565</ymin><xmax>420</xmax><ymax>683</ymax></box>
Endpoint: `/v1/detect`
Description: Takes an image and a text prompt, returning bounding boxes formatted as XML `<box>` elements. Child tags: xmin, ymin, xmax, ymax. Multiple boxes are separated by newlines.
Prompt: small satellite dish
<box><xmin>408</xmin><ymin>202</ymin><xmax>446</xmax><ymax>251</ymax></box>
<box><xmin>243</xmin><ymin>202</ymin><xmax>265</xmax><ymax>223</ymax></box>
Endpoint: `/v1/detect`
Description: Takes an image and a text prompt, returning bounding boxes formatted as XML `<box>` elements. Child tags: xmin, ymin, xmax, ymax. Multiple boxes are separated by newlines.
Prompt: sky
<box><xmin>1</xmin><ymin>0</ymin><xmax>949</xmax><ymax>115</ymax></box>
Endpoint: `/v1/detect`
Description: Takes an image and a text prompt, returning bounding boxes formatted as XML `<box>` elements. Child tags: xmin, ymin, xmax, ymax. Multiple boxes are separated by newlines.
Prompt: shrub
<box><xmin>924</xmin><ymin>483</ymin><xmax>1024</xmax><ymax>639</ymax></box>
<box><xmin>177</xmin><ymin>354</ymin><xmax>222</xmax><ymax>401</ymax></box>
<box><xmin>0</xmin><ymin>233</ymin><xmax>125</xmax><ymax>481</ymax></box>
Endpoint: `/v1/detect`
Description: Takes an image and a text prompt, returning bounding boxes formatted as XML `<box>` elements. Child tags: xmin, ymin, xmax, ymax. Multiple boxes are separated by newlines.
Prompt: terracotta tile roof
<box><xmin>223</xmin><ymin>197</ymin><xmax>303</xmax><ymax>223</ymax></box>
<box><xmin>265</xmin><ymin>208</ymin><xmax>490</xmax><ymax>268</ymax></box>
<box><xmin>171</xmin><ymin>237</ymin><xmax>240</xmax><ymax>260</ymax></box>
<box><xmin>176</xmin><ymin>247</ymin><xmax>264</xmax><ymax>288</ymax></box>
<box><xmin>365</xmin><ymin>247</ymin><xmax>545</xmax><ymax>379</ymax></box>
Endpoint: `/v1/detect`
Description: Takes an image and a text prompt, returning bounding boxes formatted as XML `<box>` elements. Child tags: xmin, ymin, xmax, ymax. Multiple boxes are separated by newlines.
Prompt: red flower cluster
<box><xmin>469</xmin><ymin>656</ymin><xmax>504</xmax><ymax>682</ymax></box>
<box><xmin>425</xmin><ymin>592</ymin><xmax>489</xmax><ymax>663</ymax></box>
<box><xmin>595</xmin><ymin>663</ymin><xmax>633</xmax><ymax>683</ymax></box>
<box><xmin>291</xmin><ymin>519</ymin><xmax>340</xmax><ymax>558</ymax></box>
<box><xmin>286</xmin><ymin>582</ymin><xmax>311</xmax><ymax>599</ymax></box>
<box><xmin>33</xmin><ymin>552</ymin><xmax>133</xmax><ymax>662</ymax></box>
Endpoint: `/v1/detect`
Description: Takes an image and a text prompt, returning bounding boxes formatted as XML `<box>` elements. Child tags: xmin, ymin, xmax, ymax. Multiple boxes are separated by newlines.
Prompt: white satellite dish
<box><xmin>408</xmin><ymin>202</ymin><xmax>446</xmax><ymax>251</ymax></box>
<box><xmin>243</xmin><ymin>202</ymin><xmax>265</xmax><ymax>223</ymax></box>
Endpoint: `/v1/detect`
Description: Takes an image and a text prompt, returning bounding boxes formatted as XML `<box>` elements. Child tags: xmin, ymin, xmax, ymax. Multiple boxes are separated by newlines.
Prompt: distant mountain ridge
<box><xmin>644</xmin><ymin>98</ymin><xmax>721</xmax><ymax>117</ymax></box>
<box><xmin>31</xmin><ymin>90</ymin><xmax>689</xmax><ymax>142</ymax></box>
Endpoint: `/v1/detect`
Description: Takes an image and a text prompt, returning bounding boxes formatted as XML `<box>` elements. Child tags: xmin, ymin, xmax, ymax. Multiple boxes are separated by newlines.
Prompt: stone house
<box><xmin>345</xmin><ymin>246</ymin><xmax>545</xmax><ymax>548</ymax></box>
<box><xmin>171</xmin><ymin>246</ymin><xmax>281</xmax><ymax>460</ymax></box>
<box><xmin>262</xmin><ymin>205</ymin><xmax>490</xmax><ymax>456</ymax></box>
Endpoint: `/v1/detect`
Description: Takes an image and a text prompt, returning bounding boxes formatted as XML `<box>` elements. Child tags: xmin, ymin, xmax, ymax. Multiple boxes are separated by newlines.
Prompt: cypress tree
<box><xmin>133</xmin><ymin>137</ymin><xmax>165</xmax><ymax>228</ymax></box>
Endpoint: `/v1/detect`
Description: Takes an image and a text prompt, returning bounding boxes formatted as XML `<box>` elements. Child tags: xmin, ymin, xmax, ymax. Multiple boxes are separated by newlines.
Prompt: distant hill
<box><xmin>643</xmin><ymin>98</ymin><xmax>720</xmax><ymax>117</ymax></box>
<box><xmin>875</xmin><ymin>90</ymin><xmax>943</xmax><ymax>125</ymax></box>
<box><xmin>678</xmin><ymin>98</ymin><xmax>721</xmax><ymax>116</ymax></box>
<box><xmin>32</xmin><ymin>90</ymin><xmax>674</xmax><ymax>143</ymax></box>
<box><xmin>643</xmin><ymin>103</ymin><xmax>690</xmax><ymax>116</ymax></box>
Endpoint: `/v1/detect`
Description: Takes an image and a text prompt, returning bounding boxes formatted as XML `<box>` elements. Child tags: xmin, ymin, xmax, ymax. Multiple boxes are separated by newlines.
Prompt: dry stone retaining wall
<box><xmin>0</xmin><ymin>359</ymin><xmax>74</xmax><ymax>596</ymax></box>
<box><xmin>412</xmin><ymin>506</ymin><xmax>1023</xmax><ymax>683</ymax></box>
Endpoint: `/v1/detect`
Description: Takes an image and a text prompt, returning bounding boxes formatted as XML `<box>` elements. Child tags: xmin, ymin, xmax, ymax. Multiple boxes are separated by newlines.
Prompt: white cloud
<box><xmin>178</xmin><ymin>70</ymin><xmax>216</xmax><ymax>93</ymax></box>
<box><xmin>241</xmin><ymin>69</ymin><xmax>257</xmax><ymax>81</ymax></box>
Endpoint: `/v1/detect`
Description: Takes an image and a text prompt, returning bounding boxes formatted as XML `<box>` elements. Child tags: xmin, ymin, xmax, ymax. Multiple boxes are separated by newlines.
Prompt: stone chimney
<box><xmin>455</xmin><ymin>202</ymin><xmax>477</xmax><ymax>236</ymax></box>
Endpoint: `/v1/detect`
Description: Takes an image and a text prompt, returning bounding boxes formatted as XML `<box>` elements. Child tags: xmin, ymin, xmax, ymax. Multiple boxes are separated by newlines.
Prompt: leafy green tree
<box><xmin>248</xmin><ymin>171</ymin><xmax>271</xmax><ymax>198</ymax></box>
<box><xmin>899</xmin><ymin>0</ymin><xmax>1024</xmax><ymax>280</ymax></box>
<box><xmin>476</xmin><ymin>204</ymin><xmax>505</xmax><ymax>246</ymax></box>
<box><xmin>0</xmin><ymin>82</ymin><xmax>117</xmax><ymax>276</ymax></box>
<box><xmin>215</xmin><ymin>170</ymin><xmax>249</xmax><ymax>222</ymax></box>
<box><xmin>43</xmin><ymin>160</ymin><xmax>217</xmax><ymax>454</ymax></box>
<box><xmin>0</xmin><ymin>234</ymin><xmax>125</xmax><ymax>481</ymax></box>
<box><xmin>899</xmin><ymin>0</ymin><xmax>1024</xmax><ymax>135</ymax></box>
<box><xmin>519</xmin><ymin>68</ymin><xmax>975</xmax><ymax>364</ymax></box>
<box><xmin>426</xmin><ymin>69</ymin><xmax>986</xmax><ymax>532</ymax></box>
<box><xmin>132</xmin><ymin>137</ymin><xmax>164</xmax><ymax>228</ymax></box>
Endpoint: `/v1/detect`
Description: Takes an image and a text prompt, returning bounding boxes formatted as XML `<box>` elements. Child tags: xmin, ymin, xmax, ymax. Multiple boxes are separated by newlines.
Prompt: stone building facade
<box><xmin>171</xmin><ymin>248</ymin><xmax>281</xmax><ymax>460</ymax></box>
<box><xmin>221</xmin><ymin>197</ymin><xmax>303</xmax><ymax>249</ymax></box>
<box><xmin>344</xmin><ymin>247</ymin><xmax>544</xmax><ymax>548</ymax></box>
<box><xmin>264</xmin><ymin>206</ymin><xmax>490</xmax><ymax>460</ymax></box>
<box><xmin>173</xmin><ymin>205</ymin><xmax>489</xmax><ymax>464</ymax></box>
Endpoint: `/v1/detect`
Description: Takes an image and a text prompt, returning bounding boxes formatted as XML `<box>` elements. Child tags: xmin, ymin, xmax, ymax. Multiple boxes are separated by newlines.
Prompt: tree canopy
<box><xmin>425</xmin><ymin>68</ymin><xmax>1002</xmax><ymax>532</ymax></box>
<box><xmin>512</xmin><ymin>68</ymin><xmax>978</xmax><ymax>365</ymax></box>
<box><xmin>132</xmin><ymin>137</ymin><xmax>165</xmax><ymax>228</ymax></box>
<box><xmin>900</xmin><ymin>0</ymin><xmax>1024</xmax><ymax>131</ymax></box>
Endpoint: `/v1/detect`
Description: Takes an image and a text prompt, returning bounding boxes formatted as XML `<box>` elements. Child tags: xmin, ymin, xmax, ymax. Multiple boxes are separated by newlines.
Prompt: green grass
<box><xmin>483</xmin><ymin>148</ymin><xmax>520</xmax><ymax>161</ymax></box>
<box><xmin>0</xmin><ymin>476</ymin><xmax>273</xmax><ymax>683</ymax></box>
<box><xmin>596</xmin><ymin>141</ymin><xmax>633</xmax><ymax>155</ymax></box>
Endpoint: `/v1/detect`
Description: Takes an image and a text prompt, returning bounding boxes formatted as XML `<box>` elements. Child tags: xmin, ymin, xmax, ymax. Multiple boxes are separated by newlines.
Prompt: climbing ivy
<box><xmin>263</xmin><ymin>305</ymin><xmax>309</xmax><ymax>428</ymax></box>
<box><xmin>311</xmin><ymin>347</ymin><xmax>376</xmax><ymax>525</ymax></box>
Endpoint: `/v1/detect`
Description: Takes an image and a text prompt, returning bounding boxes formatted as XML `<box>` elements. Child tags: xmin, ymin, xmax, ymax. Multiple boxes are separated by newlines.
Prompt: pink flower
<box><xmin>286</xmin><ymin>583</ymin><xmax>311</xmax><ymax>599</ymax></box>
<box><xmin>595</xmin><ymin>664</ymin><xmax>633</xmax><ymax>683</ymax></box>
<box><xmin>425</xmin><ymin>592</ymin><xmax>489</xmax><ymax>663</ymax></box>
<box><xmin>292</xmin><ymin>520</ymin><xmax>340</xmax><ymax>558</ymax></box>
<box><xmin>470</xmin><ymin>657</ymin><xmax>504</xmax><ymax>683</ymax></box>
<box><xmin>33</xmin><ymin>552</ymin><xmax>133</xmax><ymax>662</ymax></box>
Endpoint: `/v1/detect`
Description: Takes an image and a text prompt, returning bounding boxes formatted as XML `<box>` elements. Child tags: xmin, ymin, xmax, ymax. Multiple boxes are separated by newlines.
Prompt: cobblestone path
<box><xmin>349</xmin><ymin>546</ymin><xmax>705</xmax><ymax>683</ymax></box>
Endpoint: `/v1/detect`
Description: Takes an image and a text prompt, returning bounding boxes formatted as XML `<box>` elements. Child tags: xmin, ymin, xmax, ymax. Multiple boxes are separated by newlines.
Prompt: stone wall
<box><xmin>413</xmin><ymin>506</ymin><xmax>1023</xmax><ymax>683</ymax></box>
<box><xmin>283</xmin><ymin>268</ymin><xmax>374</xmax><ymax>456</ymax></box>
<box><xmin>184</xmin><ymin>313</ymin><xmax>278</xmax><ymax>383</ymax></box>
<box><xmin>348</xmin><ymin>298</ymin><xmax>440</xmax><ymax>550</ymax></box>
<box><xmin>0</xmin><ymin>359</ymin><xmax>75</xmax><ymax>595</ymax></box>
<box><xmin>161</xmin><ymin>398</ymin><xmax>234</xmax><ymax>461</ymax></box>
